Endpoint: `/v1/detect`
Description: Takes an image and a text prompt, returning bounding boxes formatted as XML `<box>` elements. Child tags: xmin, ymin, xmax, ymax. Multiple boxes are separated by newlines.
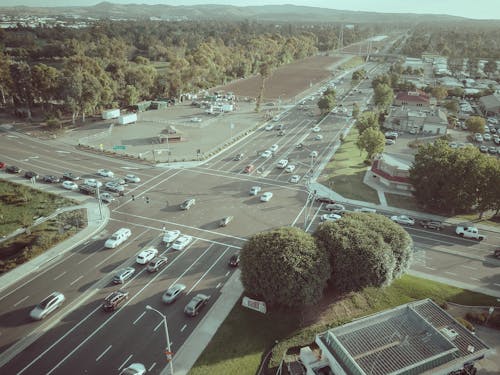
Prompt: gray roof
<box><xmin>479</xmin><ymin>94</ymin><xmax>500</xmax><ymax>110</ymax></box>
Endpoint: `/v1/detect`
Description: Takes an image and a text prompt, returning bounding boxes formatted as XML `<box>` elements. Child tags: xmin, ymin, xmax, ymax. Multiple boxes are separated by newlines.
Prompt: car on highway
<box><xmin>233</xmin><ymin>153</ymin><xmax>244</xmax><ymax>161</ymax></box>
<box><xmin>261</xmin><ymin>150</ymin><xmax>272</xmax><ymax>158</ymax></box>
<box><xmin>62</xmin><ymin>171</ymin><xmax>80</xmax><ymax>181</ymax></box>
<box><xmin>385</xmin><ymin>139</ymin><xmax>396</xmax><ymax>145</ymax></box>
<box><xmin>325</xmin><ymin>203</ymin><xmax>346</xmax><ymax>213</ymax></box>
<box><xmin>277</xmin><ymin>130</ymin><xmax>285</xmax><ymax>136</ymax></box>
<box><xmin>147</xmin><ymin>256</ymin><xmax>168</xmax><ymax>272</ymax></box>
<box><xmin>163</xmin><ymin>229</ymin><xmax>181</xmax><ymax>243</ymax></box>
<box><xmin>270</xmin><ymin>144</ymin><xmax>279</xmax><ymax>152</ymax></box>
<box><xmin>243</xmin><ymin>164</ymin><xmax>255</xmax><ymax>173</ymax></box>
<box><xmin>219</xmin><ymin>216</ymin><xmax>234</xmax><ymax>227</ymax></box>
<box><xmin>316</xmin><ymin>196</ymin><xmax>336</xmax><ymax>204</ymax></box>
<box><xmin>105</xmin><ymin>228</ymin><xmax>131</xmax><ymax>248</ymax></box>
<box><xmin>119</xmin><ymin>363</ymin><xmax>146</xmax><ymax>375</ymax></box>
<box><xmin>493</xmin><ymin>249</ymin><xmax>500</xmax><ymax>259</ymax></box>
<box><xmin>229</xmin><ymin>252</ymin><xmax>240</xmax><ymax>267</ymax></box>
<box><xmin>105</xmin><ymin>181</ymin><xmax>125</xmax><ymax>192</ymax></box>
<box><xmin>97</xmin><ymin>169</ymin><xmax>114</xmax><ymax>177</ymax></box>
<box><xmin>320</xmin><ymin>213</ymin><xmax>342</xmax><ymax>222</ymax></box>
<box><xmin>42</xmin><ymin>175</ymin><xmax>61</xmax><ymax>184</ymax></box>
<box><xmin>100</xmin><ymin>192</ymin><xmax>115</xmax><ymax>204</ymax></box>
<box><xmin>124</xmin><ymin>174</ymin><xmax>141</xmax><ymax>183</ymax></box>
<box><xmin>162</xmin><ymin>283</ymin><xmax>187</xmax><ymax>304</ymax></box>
<box><xmin>6</xmin><ymin>165</ymin><xmax>21</xmax><ymax>174</ymax></box>
<box><xmin>249</xmin><ymin>186</ymin><xmax>262</xmax><ymax>195</ymax></box>
<box><xmin>312</xmin><ymin>126</ymin><xmax>321</xmax><ymax>132</ymax></box>
<box><xmin>265</xmin><ymin>124</ymin><xmax>274</xmax><ymax>131</ymax></box>
<box><xmin>385</xmin><ymin>131</ymin><xmax>399</xmax><ymax>140</ymax></box>
<box><xmin>296</xmin><ymin>143</ymin><xmax>304</xmax><ymax>149</ymax></box>
<box><xmin>353</xmin><ymin>207</ymin><xmax>377</xmax><ymax>213</ymax></box>
<box><xmin>285</xmin><ymin>164</ymin><xmax>296</xmax><ymax>173</ymax></box>
<box><xmin>136</xmin><ymin>247</ymin><xmax>159</xmax><ymax>265</ymax></box>
<box><xmin>112</xmin><ymin>267</ymin><xmax>135</xmax><ymax>284</ymax></box>
<box><xmin>30</xmin><ymin>292</ymin><xmax>65</xmax><ymax>320</ymax></box>
<box><xmin>314</xmin><ymin>134</ymin><xmax>324</xmax><ymax>140</ymax></box>
<box><xmin>391</xmin><ymin>215</ymin><xmax>415</xmax><ymax>226</ymax></box>
<box><xmin>102</xmin><ymin>290</ymin><xmax>129</xmax><ymax>312</ymax></box>
<box><xmin>84</xmin><ymin>178</ymin><xmax>103</xmax><ymax>188</ymax></box>
<box><xmin>24</xmin><ymin>171</ymin><xmax>39</xmax><ymax>180</ymax></box>
<box><xmin>62</xmin><ymin>180</ymin><xmax>78</xmax><ymax>190</ymax></box>
<box><xmin>180</xmin><ymin>198</ymin><xmax>196</xmax><ymax>210</ymax></box>
<box><xmin>260</xmin><ymin>192</ymin><xmax>273</xmax><ymax>202</ymax></box>
<box><xmin>419</xmin><ymin>219</ymin><xmax>443</xmax><ymax>230</ymax></box>
<box><xmin>172</xmin><ymin>235</ymin><xmax>193</xmax><ymax>251</ymax></box>
<box><xmin>289</xmin><ymin>174</ymin><xmax>300</xmax><ymax>183</ymax></box>
<box><xmin>184</xmin><ymin>294</ymin><xmax>211</xmax><ymax>316</ymax></box>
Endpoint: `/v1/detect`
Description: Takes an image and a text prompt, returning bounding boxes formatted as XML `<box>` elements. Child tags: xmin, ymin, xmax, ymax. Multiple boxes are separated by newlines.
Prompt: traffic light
<box><xmin>145</xmin><ymin>196</ymin><xmax>150</xmax><ymax>204</ymax></box>
<box><xmin>131</xmin><ymin>194</ymin><xmax>135</xmax><ymax>201</ymax></box>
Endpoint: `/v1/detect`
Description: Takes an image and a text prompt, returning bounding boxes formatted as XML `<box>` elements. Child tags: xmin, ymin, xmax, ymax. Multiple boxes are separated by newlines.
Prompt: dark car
<box><xmin>79</xmin><ymin>184</ymin><xmax>97</xmax><ymax>195</ymax></box>
<box><xmin>229</xmin><ymin>252</ymin><xmax>240</xmax><ymax>267</ymax></box>
<box><xmin>315</xmin><ymin>196</ymin><xmax>336</xmax><ymax>204</ymax></box>
<box><xmin>233</xmin><ymin>153</ymin><xmax>244</xmax><ymax>161</ymax></box>
<box><xmin>6</xmin><ymin>165</ymin><xmax>21</xmax><ymax>174</ymax></box>
<box><xmin>180</xmin><ymin>198</ymin><xmax>196</xmax><ymax>210</ymax></box>
<box><xmin>62</xmin><ymin>172</ymin><xmax>80</xmax><ymax>181</ymax></box>
<box><xmin>419</xmin><ymin>219</ymin><xmax>443</xmax><ymax>231</ymax></box>
<box><xmin>493</xmin><ymin>249</ymin><xmax>500</xmax><ymax>259</ymax></box>
<box><xmin>24</xmin><ymin>171</ymin><xmax>39</xmax><ymax>180</ymax></box>
<box><xmin>219</xmin><ymin>216</ymin><xmax>234</xmax><ymax>227</ymax></box>
<box><xmin>102</xmin><ymin>290</ymin><xmax>129</xmax><ymax>311</ymax></box>
<box><xmin>42</xmin><ymin>175</ymin><xmax>61</xmax><ymax>183</ymax></box>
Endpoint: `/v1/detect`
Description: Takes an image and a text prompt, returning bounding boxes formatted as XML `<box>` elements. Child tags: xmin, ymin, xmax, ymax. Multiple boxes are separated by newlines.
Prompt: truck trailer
<box><xmin>102</xmin><ymin>109</ymin><xmax>120</xmax><ymax>120</ymax></box>
<box><xmin>118</xmin><ymin>113</ymin><xmax>138</xmax><ymax>125</ymax></box>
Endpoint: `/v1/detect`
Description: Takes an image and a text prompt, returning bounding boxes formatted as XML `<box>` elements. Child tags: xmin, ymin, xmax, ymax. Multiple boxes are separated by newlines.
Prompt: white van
<box><xmin>277</xmin><ymin>159</ymin><xmax>288</xmax><ymax>169</ymax></box>
<box><xmin>105</xmin><ymin>228</ymin><xmax>131</xmax><ymax>248</ymax></box>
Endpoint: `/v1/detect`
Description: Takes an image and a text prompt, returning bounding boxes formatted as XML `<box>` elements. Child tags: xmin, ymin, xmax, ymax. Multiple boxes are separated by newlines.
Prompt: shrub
<box><xmin>465</xmin><ymin>311</ymin><xmax>488</xmax><ymax>325</ymax></box>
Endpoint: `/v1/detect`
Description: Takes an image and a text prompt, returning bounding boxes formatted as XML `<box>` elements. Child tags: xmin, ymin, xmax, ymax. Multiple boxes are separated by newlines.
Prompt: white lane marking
<box><xmin>84</xmin><ymin>241</ymin><xmax>90</xmax><ymax>245</ymax></box>
<box><xmin>181</xmin><ymin>324</ymin><xmax>187</xmax><ymax>332</ymax></box>
<box><xmin>187</xmin><ymin>246</ymin><xmax>231</xmax><ymax>295</ymax></box>
<box><xmin>153</xmin><ymin>321</ymin><xmax>162</xmax><ymax>332</ymax></box>
<box><xmin>216</xmin><ymin>282</ymin><xmax>222</xmax><ymax>289</ymax></box>
<box><xmin>470</xmin><ymin>277</ymin><xmax>481</xmax><ymax>281</ymax></box>
<box><xmin>444</xmin><ymin>272</ymin><xmax>457</xmax><ymax>276</ymax></box>
<box><xmin>494</xmin><ymin>283</ymin><xmax>500</xmax><ymax>288</ymax></box>
<box><xmin>77</xmin><ymin>251</ymin><xmax>96</xmax><ymax>264</ymax></box>
<box><xmin>96</xmin><ymin>345</ymin><xmax>112</xmax><ymax>362</ymax></box>
<box><xmin>56</xmin><ymin>151</ymin><xmax>71</xmax><ymax>154</ymax></box>
<box><xmin>118</xmin><ymin>354</ymin><xmax>133</xmax><ymax>371</ymax></box>
<box><xmin>423</xmin><ymin>266</ymin><xmax>436</xmax><ymax>271</ymax></box>
<box><xmin>225</xmin><ymin>271</ymin><xmax>230</xmax><ymax>277</ymax></box>
<box><xmin>69</xmin><ymin>275</ymin><xmax>83</xmax><ymax>286</ymax></box>
<box><xmin>14</xmin><ymin>295</ymin><xmax>30</xmax><ymax>307</ymax></box>
<box><xmin>460</xmin><ymin>265</ymin><xmax>477</xmax><ymax>270</ymax></box>
<box><xmin>133</xmin><ymin>311</ymin><xmax>146</xmax><ymax>325</ymax></box>
<box><xmin>54</xmin><ymin>271</ymin><xmax>66</xmax><ymax>280</ymax></box>
<box><xmin>148</xmin><ymin>363</ymin><xmax>156</xmax><ymax>372</ymax></box>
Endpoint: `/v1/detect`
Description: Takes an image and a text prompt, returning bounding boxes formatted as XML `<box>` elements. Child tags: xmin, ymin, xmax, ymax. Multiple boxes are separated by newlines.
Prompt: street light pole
<box><xmin>146</xmin><ymin>305</ymin><xmax>174</xmax><ymax>374</ymax></box>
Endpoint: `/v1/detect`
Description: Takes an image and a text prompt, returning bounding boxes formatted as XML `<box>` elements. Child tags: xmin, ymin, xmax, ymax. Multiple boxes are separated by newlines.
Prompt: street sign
<box><xmin>242</xmin><ymin>296</ymin><xmax>267</xmax><ymax>314</ymax></box>
<box><xmin>113</xmin><ymin>145</ymin><xmax>126</xmax><ymax>150</ymax></box>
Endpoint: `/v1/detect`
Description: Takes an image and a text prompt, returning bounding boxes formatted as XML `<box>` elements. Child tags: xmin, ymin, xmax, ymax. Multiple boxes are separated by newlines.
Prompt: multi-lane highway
<box><xmin>1</xmin><ymin>63</ymin><xmax>499</xmax><ymax>374</ymax></box>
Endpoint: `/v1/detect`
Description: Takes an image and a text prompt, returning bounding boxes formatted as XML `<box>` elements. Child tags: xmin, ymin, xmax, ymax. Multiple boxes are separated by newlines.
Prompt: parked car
<box><xmin>479</xmin><ymin>145</ymin><xmax>488</xmax><ymax>153</ymax></box>
<box><xmin>102</xmin><ymin>290</ymin><xmax>129</xmax><ymax>311</ymax></box>
<box><xmin>112</xmin><ymin>177</ymin><xmax>126</xmax><ymax>185</ymax></box>
<box><xmin>30</xmin><ymin>292</ymin><xmax>65</xmax><ymax>320</ymax></box>
<box><xmin>97</xmin><ymin>169</ymin><xmax>114</xmax><ymax>177</ymax></box>
<box><xmin>172</xmin><ymin>235</ymin><xmax>193</xmax><ymax>251</ymax></box>
<box><xmin>24</xmin><ymin>171</ymin><xmax>39</xmax><ymax>180</ymax></box>
<box><xmin>312</xmin><ymin>126</ymin><xmax>321</xmax><ymax>133</ymax></box>
<box><xmin>184</xmin><ymin>294</ymin><xmax>211</xmax><ymax>316</ymax></box>
<box><xmin>136</xmin><ymin>247</ymin><xmax>158</xmax><ymax>265</ymax></box>
<box><xmin>233</xmin><ymin>153</ymin><xmax>244</xmax><ymax>161</ymax></box>
<box><xmin>277</xmin><ymin>159</ymin><xmax>288</xmax><ymax>168</ymax></box>
<box><xmin>325</xmin><ymin>203</ymin><xmax>346</xmax><ymax>213</ymax></box>
<box><xmin>314</xmin><ymin>134</ymin><xmax>324</xmax><ymax>140</ymax></box>
<box><xmin>289</xmin><ymin>174</ymin><xmax>301</xmax><ymax>183</ymax></box>
<box><xmin>84</xmin><ymin>178</ymin><xmax>102</xmax><ymax>188</ymax></box>
<box><xmin>483</xmin><ymin>133</ymin><xmax>492</xmax><ymax>141</ymax></box>
<box><xmin>310</xmin><ymin>150</ymin><xmax>318</xmax><ymax>158</ymax></box>
<box><xmin>316</xmin><ymin>197</ymin><xmax>336</xmax><ymax>204</ymax></box>
<box><xmin>62</xmin><ymin>181</ymin><xmax>78</xmax><ymax>190</ymax></box>
<box><xmin>6</xmin><ymin>165</ymin><xmax>21</xmax><ymax>174</ymax></box>
<box><xmin>260</xmin><ymin>192</ymin><xmax>273</xmax><ymax>202</ymax></box>
<box><xmin>0</xmin><ymin>161</ymin><xmax>5</xmax><ymax>169</ymax></box>
<box><xmin>124</xmin><ymin>174</ymin><xmax>141</xmax><ymax>183</ymax></box>
<box><xmin>385</xmin><ymin>139</ymin><xmax>396</xmax><ymax>145</ymax></box>
<box><xmin>119</xmin><ymin>363</ymin><xmax>146</xmax><ymax>375</ymax></box>
<box><xmin>62</xmin><ymin>172</ymin><xmax>80</xmax><ymax>181</ymax></box>
<box><xmin>162</xmin><ymin>284</ymin><xmax>186</xmax><ymax>304</ymax></box>
<box><xmin>243</xmin><ymin>164</ymin><xmax>255</xmax><ymax>173</ymax></box>
<box><xmin>419</xmin><ymin>219</ymin><xmax>443</xmax><ymax>230</ymax></box>
<box><xmin>163</xmin><ymin>230</ymin><xmax>181</xmax><ymax>243</ymax></box>
<box><xmin>219</xmin><ymin>216</ymin><xmax>234</xmax><ymax>227</ymax></box>
<box><xmin>100</xmin><ymin>192</ymin><xmax>115</xmax><ymax>204</ymax></box>
<box><xmin>147</xmin><ymin>256</ymin><xmax>168</xmax><ymax>272</ymax></box>
<box><xmin>493</xmin><ymin>249</ymin><xmax>500</xmax><ymax>259</ymax></box>
<box><xmin>265</xmin><ymin>124</ymin><xmax>274</xmax><ymax>131</ymax></box>
<box><xmin>385</xmin><ymin>131</ymin><xmax>399</xmax><ymax>140</ymax></box>
<box><xmin>105</xmin><ymin>181</ymin><xmax>124</xmax><ymax>192</ymax></box>
<box><xmin>112</xmin><ymin>267</ymin><xmax>135</xmax><ymax>284</ymax></box>
<box><xmin>79</xmin><ymin>184</ymin><xmax>97</xmax><ymax>195</ymax></box>
<box><xmin>229</xmin><ymin>252</ymin><xmax>240</xmax><ymax>267</ymax></box>
<box><xmin>42</xmin><ymin>175</ymin><xmax>61</xmax><ymax>183</ymax></box>
<box><xmin>180</xmin><ymin>198</ymin><xmax>196</xmax><ymax>210</ymax></box>
<box><xmin>474</xmin><ymin>133</ymin><xmax>483</xmax><ymax>142</ymax></box>
<box><xmin>320</xmin><ymin>213</ymin><xmax>342</xmax><ymax>222</ymax></box>
<box><xmin>249</xmin><ymin>186</ymin><xmax>262</xmax><ymax>195</ymax></box>
<box><xmin>285</xmin><ymin>164</ymin><xmax>296</xmax><ymax>173</ymax></box>
<box><xmin>391</xmin><ymin>215</ymin><xmax>415</xmax><ymax>226</ymax></box>
<box><xmin>270</xmin><ymin>144</ymin><xmax>279</xmax><ymax>152</ymax></box>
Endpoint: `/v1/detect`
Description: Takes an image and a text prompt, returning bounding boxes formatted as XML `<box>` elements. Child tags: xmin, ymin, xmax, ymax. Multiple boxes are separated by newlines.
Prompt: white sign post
<box><xmin>242</xmin><ymin>296</ymin><xmax>267</xmax><ymax>314</ymax></box>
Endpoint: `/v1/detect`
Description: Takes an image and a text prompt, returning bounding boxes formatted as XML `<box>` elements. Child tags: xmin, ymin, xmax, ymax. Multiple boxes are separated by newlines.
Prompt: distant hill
<box><xmin>0</xmin><ymin>2</ymin><xmax>469</xmax><ymax>23</ymax></box>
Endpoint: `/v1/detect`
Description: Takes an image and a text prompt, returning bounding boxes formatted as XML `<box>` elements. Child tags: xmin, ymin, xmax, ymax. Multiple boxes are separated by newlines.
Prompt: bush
<box><xmin>456</xmin><ymin>317</ymin><xmax>475</xmax><ymax>332</ymax></box>
<box><xmin>465</xmin><ymin>311</ymin><xmax>488</xmax><ymax>325</ymax></box>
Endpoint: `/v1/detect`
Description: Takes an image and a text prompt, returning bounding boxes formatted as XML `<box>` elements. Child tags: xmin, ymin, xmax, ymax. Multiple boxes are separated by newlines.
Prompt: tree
<box><xmin>443</xmin><ymin>99</ymin><xmax>459</xmax><ymax>114</ymax></box>
<box><xmin>355</xmin><ymin>111</ymin><xmax>379</xmax><ymax>135</ymax></box>
<box><xmin>465</xmin><ymin>116</ymin><xmax>486</xmax><ymax>133</ymax></box>
<box><xmin>352</xmin><ymin>102</ymin><xmax>360</xmax><ymax>119</ymax></box>
<box><xmin>317</xmin><ymin>95</ymin><xmax>335</xmax><ymax>115</ymax></box>
<box><xmin>240</xmin><ymin>227</ymin><xmax>330</xmax><ymax>308</ymax></box>
<box><xmin>483</xmin><ymin>60</ymin><xmax>497</xmax><ymax>77</ymax></box>
<box><xmin>31</xmin><ymin>63</ymin><xmax>60</xmax><ymax>110</ymax></box>
<box><xmin>373</xmin><ymin>83</ymin><xmax>393</xmax><ymax>110</ymax></box>
<box><xmin>351</xmin><ymin>69</ymin><xmax>366</xmax><ymax>83</ymax></box>
<box><xmin>431</xmin><ymin>86</ymin><xmax>448</xmax><ymax>101</ymax></box>
<box><xmin>255</xmin><ymin>62</ymin><xmax>272</xmax><ymax>113</ymax></box>
<box><xmin>356</xmin><ymin>128</ymin><xmax>385</xmax><ymax>160</ymax></box>
<box><xmin>9</xmin><ymin>62</ymin><xmax>34</xmax><ymax>120</ymax></box>
<box><xmin>314</xmin><ymin>213</ymin><xmax>413</xmax><ymax>293</ymax></box>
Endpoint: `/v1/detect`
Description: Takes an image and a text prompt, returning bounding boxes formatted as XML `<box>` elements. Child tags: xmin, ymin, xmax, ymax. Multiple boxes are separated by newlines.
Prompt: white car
<box><xmin>261</xmin><ymin>150</ymin><xmax>272</xmax><ymax>158</ymax></box>
<box><xmin>172</xmin><ymin>235</ymin><xmax>193</xmax><ymax>251</ymax></box>
<box><xmin>83</xmin><ymin>178</ymin><xmax>102</xmax><ymax>188</ymax></box>
<box><xmin>124</xmin><ymin>174</ymin><xmax>141</xmax><ymax>183</ymax></box>
<box><xmin>30</xmin><ymin>292</ymin><xmax>65</xmax><ymax>320</ymax></box>
<box><xmin>190</xmin><ymin>117</ymin><xmax>202</xmax><ymax>123</ymax></box>
<box><xmin>315</xmin><ymin>134</ymin><xmax>324</xmax><ymax>140</ymax></box>
<box><xmin>277</xmin><ymin>159</ymin><xmax>288</xmax><ymax>168</ymax></box>
<box><xmin>320</xmin><ymin>213</ymin><xmax>342</xmax><ymax>222</ymax></box>
<box><xmin>249</xmin><ymin>186</ymin><xmax>262</xmax><ymax>195</ymax></box>
<box><xmin>260</xmin><ymin>192</ymin><xmax>273</xmax><ymax>202</ymax></box>
<box><xmin>270</xmin><ymin>144</ymin><xmax>279</xmax><ymax>152</ymax></box>
<box><xmin>325</xmin><ymin>203</ymin><xmax>346</xmax><ymax>213</ymax></box>
<box><xmin>162</xmin><ymin>283</ymin><xmax>186</xmax><ymax>304</ymax></box>
<box><xmin>289</xmin><ymin>175</ymin><xmax>300</xmax><ymax>183</ymax></box>
<box><xmin>119</xmin><ymin>363</ymin><xmax>146</xmax><ymax>375</ymax></box>
<box><xmin>312</xmin><ymin>126</ymin><xmax>321</xmax><ymax>133</ymax></box>
<box><xmin>105</xmin><ymin>181</ymin><xmax>125</xmax><ymax>192</ymax></box>
<box><xmin>136</xmin><ymin>247</ymin><xmax>159</xmax><ymax>265</ymax></box>
<box><xmin>100</xmin><ymin>192</ymin><xmax>115</xmax><ymax>204</ymax></box>
<box><xmin>310</xmin><ymin>150</ymin><xmax>318</xmax><ymax>158</ymax></box>
<box><xmin>163</xmin><ymin>230</ymin><xmax>181</xmax><ymax>243</ymax></box>
<box><xmin>483</xmin><ymin>133</ymin><xmax>492</xmax><ymax>141</ymax></box>
<box><xmin>62</xmin><ymin>181</ymin><xmax>78</xmax><ymax>190</ymax></box>
<box><xmin>391</xmin><ymin>215</ymin><xmax>415</xmax><ymax>226</ymax></box>
<box><xmin>97</xmin><ymin>169</ymin><xmax>114</xmax><ymax>178</ymax></box>
<box><xmin>285</xmin><ymin>164</ymin><xmax>296</xmax><ymax>173</ymax></box>
<box><xmin>265</xmin><ymin>124</ymin><xmax>274</xmax><ymax>131</ymax></box>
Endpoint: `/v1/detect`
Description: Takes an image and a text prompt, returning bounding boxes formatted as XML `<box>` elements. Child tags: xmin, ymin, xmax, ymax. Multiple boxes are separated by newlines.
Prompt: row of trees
<box><xmin>355</xmin><ymin>111</ymin><xmax>386</xmax><ymax>160</ymax></box>
<box><xmin>240</xmin><ymin>213</ymin><xmax>413</xmax><ymax>308</ymax></box>
<box><xmin>409</xmin><ymin>139</ymin><xmax>500</xmax><ymax>215</ymax></box>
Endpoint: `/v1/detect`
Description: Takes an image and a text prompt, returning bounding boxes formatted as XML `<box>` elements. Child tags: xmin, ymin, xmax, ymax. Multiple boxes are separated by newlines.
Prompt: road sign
<box><xmin>113</xmin><ymin>145</ymin><xmax>126</xmax><ymax>150</ymax></box>
<box><xmin>242</xmin><ymin>296</ymin><xmax>267</xmax><ymax>314</ymax></box>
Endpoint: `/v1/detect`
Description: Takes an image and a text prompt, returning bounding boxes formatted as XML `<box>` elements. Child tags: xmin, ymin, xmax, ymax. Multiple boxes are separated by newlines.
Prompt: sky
<box><xmin>0</xmin><ymin>0</ymin><xmax>499</xmax><ymax>20</ymax></box>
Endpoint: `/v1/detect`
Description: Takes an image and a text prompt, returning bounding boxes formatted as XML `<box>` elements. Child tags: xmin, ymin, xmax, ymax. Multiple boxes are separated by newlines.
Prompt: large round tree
<box><xmin>240</xmin><ymin>227</ymin><xmax>330</xmax><ymax>308</ymax></box>
<box><xmin>314</xmin><ymin>213</ymin><xmax>413</xmax><ymax>293</ymax></box>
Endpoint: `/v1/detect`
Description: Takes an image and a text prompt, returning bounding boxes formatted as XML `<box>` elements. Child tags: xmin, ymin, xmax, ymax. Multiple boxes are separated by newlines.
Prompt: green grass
<box><xmin>385</xmin><ymin>193</ymin><xmax>419</xmax><ymax>211</ymax></box>
<box><xmin>320</xmin><ymin>129</ymin><xmax>379</xmax><ymax>204</ymax></box>
<box><xmin>189</xmin><ymin>275</ymin><xmax>499</xmax><ymax>374</ymax></box>
<box><xmin>454</xmin><ymin>212</ymin><xmax>500</xmax><ymax>229</ymax></box>
<box><xmin>339</xmin><ymin>56</ymin><xmax>364</xmax><ymax>69</ymax></box>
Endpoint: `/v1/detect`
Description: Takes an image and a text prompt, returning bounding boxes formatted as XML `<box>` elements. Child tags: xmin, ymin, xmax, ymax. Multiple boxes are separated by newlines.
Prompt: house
<box><xmin>422</xmin><ymin>109</ymin><xmax>449</xmax><ymax>135</ymax></box>
<box><xmin>385</xmin><ymin>108</ymin><xmax>447</xmax><ymax>135</ymax></box>
<box><xmin>479</xmin><ymin>94</ymin><xmax>500</xmax><ymax>116</ymax></box>
<box><xmin>370</xmin><ymin>153</ymin><xmax>413</xmax><ymax>191</ymax></box>
<box><xmin>394</xmin><ymin>90</ymin><xmax>431</xmax><ymax>108</ymax></box>
<box><xmin>299</xmin><ymin>299</ymin><xmax>490</xmax><ymax>375</ymax></box>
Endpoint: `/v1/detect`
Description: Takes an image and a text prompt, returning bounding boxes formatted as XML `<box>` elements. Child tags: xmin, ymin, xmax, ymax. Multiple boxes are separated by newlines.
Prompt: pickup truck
<box><xmin>455</xmin><ymin>225</ymin><xmax>486</xmax><ymax>241</ymax></box>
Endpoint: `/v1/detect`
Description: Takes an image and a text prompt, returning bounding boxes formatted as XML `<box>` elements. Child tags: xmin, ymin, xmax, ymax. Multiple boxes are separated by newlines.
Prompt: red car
<box><xmin>243</xmin><ymin>164</ymin><xmax>254</xmax><ymax>173</ymax></box>
<box><xmin>0</xmin><ymin>162</ymin><xmax>5</xmax><ymax>169</ymax></box>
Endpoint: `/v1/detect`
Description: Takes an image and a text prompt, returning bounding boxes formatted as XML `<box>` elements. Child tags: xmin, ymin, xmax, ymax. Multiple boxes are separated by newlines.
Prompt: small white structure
<box><xmin>118</xmin><ymin>113</ymin><xmax>137</xmax><ymax>125</ymax></box>
<box><xmin>102</xmin><ymin>108</ymin><xmax>120</xmax><ymax>120</ymax></box>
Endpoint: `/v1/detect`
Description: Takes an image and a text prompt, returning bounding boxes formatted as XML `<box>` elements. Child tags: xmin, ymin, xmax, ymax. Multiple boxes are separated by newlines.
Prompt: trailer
<box><xmin>118</xmin><ymin>113</ymin><xmax>138</xmax><ymax>125</ymax></box>
<box><xmin>133</xmin><ymin>101</ymin><xmax>151</xmax><ymax>112</ymax></box>
<box><xmin>102</xmin><ymin>109</ymin><xmax>120</xmax><ymax>120</ymax></box>
<box><xmin>150</xmin><ymin>101</ymin><xmax>168</xmax><ymax>110</ymax></box>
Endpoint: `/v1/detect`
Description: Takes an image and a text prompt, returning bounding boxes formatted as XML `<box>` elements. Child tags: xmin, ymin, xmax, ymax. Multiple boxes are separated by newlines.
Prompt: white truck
<box><xmin>455</xmin><ymin>225</ymin><xmax>486</xmax><ymax>241</ymax></box>
<box><xmin>118</xmin><ymin>113</ymin><xmax>137</xmax><ymax>125</ymax></box>
<box><xmin>101</xmin><ymin>108</ymin><xmax>120</xmax><ymax>120</ymax></box>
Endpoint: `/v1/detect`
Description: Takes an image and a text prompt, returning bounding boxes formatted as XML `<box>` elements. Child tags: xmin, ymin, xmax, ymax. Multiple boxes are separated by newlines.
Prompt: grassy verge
<box><xmin>319</xmin><ymin>129</ymin><xmax>379</xmax><ymax>204</ymax></box>
<box><xmin>339</xmin><ymin>56</ymin><xmax>364</xmax><ymax>70</ymax></box>
<box><xmin>385</xmin><ymin>193</ymin><xmax>419</xmax><ymax>211</ymax></box>
<box><xmin>455</xmin><ymin>213</ymin><xmax>500</xmax><ymax>229</ymax></box>
<box><xmin>189</xmin><ymin>275</ymin><xmax>499</xmax><ymax>374</ymax></box>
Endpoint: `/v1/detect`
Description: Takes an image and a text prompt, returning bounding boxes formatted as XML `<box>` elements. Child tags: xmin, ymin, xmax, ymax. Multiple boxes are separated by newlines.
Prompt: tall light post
<box><xmin>145</xmin><ymin>305</ymin><xmax>174</xmax><ymax>374</ymax></box>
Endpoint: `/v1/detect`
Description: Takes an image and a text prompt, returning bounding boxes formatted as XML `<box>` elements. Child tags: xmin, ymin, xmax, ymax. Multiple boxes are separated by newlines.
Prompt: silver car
<box><xmin>162</xmin><ymin>284</ymin><xmax>186</xmax><ymax>304</ymax></box>
<box><xmin>112</xmin><ymin>267</ymin><xmax>135</xmax><ymax>284</ymax></box>
<box><xmin>30</xmin><ymin>292</ymin><xmax>65</xmax><ymax>320</ymax></box>
<box><xmin>147</xmin><ymin>256</ymin><xmax>168</xmax><ymax>272</ymax></box>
